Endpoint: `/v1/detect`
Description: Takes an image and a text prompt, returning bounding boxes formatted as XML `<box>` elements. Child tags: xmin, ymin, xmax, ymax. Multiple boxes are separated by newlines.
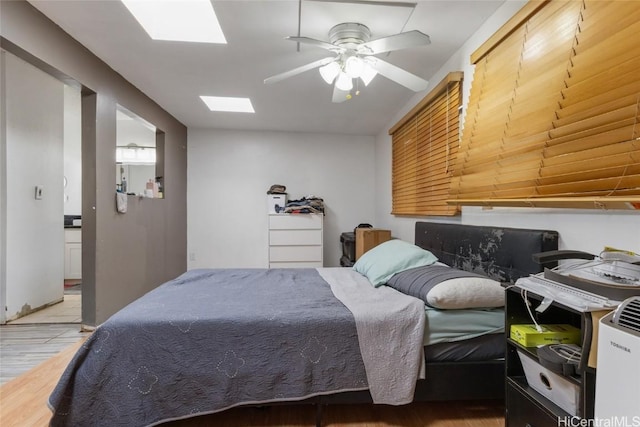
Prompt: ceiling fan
<box><xmin>264</xmin><ymin>22</ymin><xmax>431</xmax><ymax>103</ymax></box>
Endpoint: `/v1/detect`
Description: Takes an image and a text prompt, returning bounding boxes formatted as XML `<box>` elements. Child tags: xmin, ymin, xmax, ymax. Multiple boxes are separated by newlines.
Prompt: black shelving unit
<box><xmin>505</xmin><ymin>286</ymin><xmax>597</xmax><ymax>426</ymax></box>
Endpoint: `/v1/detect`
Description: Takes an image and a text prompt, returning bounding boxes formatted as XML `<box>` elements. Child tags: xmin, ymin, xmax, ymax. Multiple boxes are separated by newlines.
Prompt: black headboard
<box><xmin>415</xmin><ymin>222</ymin><xmax>559</xmax><ymax>284</ymax></box>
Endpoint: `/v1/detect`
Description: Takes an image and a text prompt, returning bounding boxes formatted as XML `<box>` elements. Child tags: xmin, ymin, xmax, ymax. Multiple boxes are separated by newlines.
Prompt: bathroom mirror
<box><xmin>116</xmin><ymin>105</ymin><xmax>163</xmax><ymax>197</ymax></box>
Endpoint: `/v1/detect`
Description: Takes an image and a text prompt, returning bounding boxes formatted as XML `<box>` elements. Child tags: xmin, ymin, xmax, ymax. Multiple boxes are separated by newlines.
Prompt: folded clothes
<box><xmin>267</xmin><ymin>184</ymin><xmax>286</xmax><ymax>194</ymax></box>
<box><xmin>282</xmin><ymin>196</ymin><xmax>324</xmax><ymax>214</ymax></box>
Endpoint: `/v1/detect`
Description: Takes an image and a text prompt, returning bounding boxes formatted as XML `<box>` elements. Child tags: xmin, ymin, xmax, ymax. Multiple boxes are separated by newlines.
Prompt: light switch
<box><xmin>35</xmin><ymin>185</ymin><xmax>44</xmax><ymax>200</ymax></box>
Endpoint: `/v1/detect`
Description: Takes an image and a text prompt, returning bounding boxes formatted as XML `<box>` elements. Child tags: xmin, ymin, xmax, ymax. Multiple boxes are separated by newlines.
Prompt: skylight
<box><xmin>121</xmin><ymin>0</ymin><xmax>227</xmax><ymax>44</ymax></box>
<box><xmin>200</xmin><ymin>96</ymin><xmax>255</xmax><ymax>113</ymax></box>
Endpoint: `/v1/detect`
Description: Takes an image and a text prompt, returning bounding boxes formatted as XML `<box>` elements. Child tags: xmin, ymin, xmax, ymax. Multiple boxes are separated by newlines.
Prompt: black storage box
<box><xmin>340</xmin><ymin>232</ymin><xmax>356</xmax><ymax>263</ymax></box>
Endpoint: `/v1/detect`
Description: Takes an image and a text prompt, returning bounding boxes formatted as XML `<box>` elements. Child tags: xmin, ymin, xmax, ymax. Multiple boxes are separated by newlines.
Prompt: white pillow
<box><xmin>426</xmin><ymin>277</ymin><xmax>504</xmax><ymax>309</ymax></box>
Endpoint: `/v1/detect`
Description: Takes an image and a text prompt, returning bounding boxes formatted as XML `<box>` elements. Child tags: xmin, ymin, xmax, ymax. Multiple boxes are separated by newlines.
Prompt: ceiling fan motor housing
<box><xmin>329</xmin><ymin>23</ymin><xmax>371</xmax><ymax>49</ymax></box>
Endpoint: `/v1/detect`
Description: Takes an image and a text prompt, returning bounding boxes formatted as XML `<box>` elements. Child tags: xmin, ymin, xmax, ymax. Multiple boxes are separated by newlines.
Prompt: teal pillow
<box><xmin>353</xmin><ymin>239</ymin><xmax>438</xmax><ymax>287</ymax></box>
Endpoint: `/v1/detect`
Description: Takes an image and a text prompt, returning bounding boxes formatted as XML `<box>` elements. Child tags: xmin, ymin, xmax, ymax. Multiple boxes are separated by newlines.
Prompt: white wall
<box><xmin>63</xmin><ymin>84</ymin><xmax>81</xmax><ymax>215</ymax></box>
<box><xmin>188</xmin><ymin>129</ymin><xmax>376</xmax><ymax>268</ymax></box>
<box><xmin>374</xmin><ymin>1</ymin><xmax>640</xmax><ymax>255</ymax></box>
<box><xmin>3</xmin><ymin>52</ymin><xmax>64</xmax><ymax>321</ymax></box>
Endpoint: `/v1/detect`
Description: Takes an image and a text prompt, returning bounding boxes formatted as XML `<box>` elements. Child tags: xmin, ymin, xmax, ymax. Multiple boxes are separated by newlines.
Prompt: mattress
<box><xmin>423</xmin><ymin>305</ymin><xmax>505</xmax><ymax>346</ymax></box>
<box><xmin>424</xmin><ymin>332</ymin><xmax>505</xmax><ymax>362</ymax></box>
<box><xmin>421</xmin><ymin>299</ymin><xmax>505</xmax><ymax>363</ymax></box>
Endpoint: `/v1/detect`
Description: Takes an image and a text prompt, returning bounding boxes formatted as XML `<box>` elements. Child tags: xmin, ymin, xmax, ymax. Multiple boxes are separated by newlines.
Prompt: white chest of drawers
<box><xmin>268</xmin><ymin>214</ymin><xmax>323</xmax><ymax>268</ymax></box>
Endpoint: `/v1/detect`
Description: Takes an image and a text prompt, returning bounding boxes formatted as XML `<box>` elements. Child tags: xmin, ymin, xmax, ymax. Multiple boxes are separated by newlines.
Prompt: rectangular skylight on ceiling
<box><xmin>121</xmin><ymin>0</ymin><xmax>226</xmax><ymax>44</ymax></box>
<box><xmin>200</xmin><ymin>96</ymin><xmax>255</xmax><ymax>113</ymax></box>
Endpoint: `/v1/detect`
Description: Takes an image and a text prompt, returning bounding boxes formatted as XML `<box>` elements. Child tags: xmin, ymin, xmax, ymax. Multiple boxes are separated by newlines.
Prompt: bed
<box><xmin>48</xmin><ymin>222</ymin><xmax>558</xmax><ymax>427</ymax></box>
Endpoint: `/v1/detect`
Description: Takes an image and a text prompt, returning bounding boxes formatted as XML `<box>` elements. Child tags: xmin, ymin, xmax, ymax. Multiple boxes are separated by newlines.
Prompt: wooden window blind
<box><xmin>450</xmin><ymin>0</ymin><xmax>640</xmax><ymax>210</ymax></box>
<box><xmin>390</xmin><ymin>72</ymin><xmax>462</xmax><ymax>216</ymax></box>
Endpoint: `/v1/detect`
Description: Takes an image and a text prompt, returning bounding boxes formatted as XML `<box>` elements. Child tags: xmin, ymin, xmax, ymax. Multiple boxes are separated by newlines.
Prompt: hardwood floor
<box><xmin>0</xmin><ymin>338</ymin><xmax>86</xmax><ymax>426</ymax></box>
<box><xmin>0</xmin><ymin>335</ymin><xmax>505</xmax><ymax>427</ymax></box>
<box><xmin>0</xmin><ymin>323</ymin><xmax>88</xmax><ymax>385</ymax></box>
<box><xmin>162</xmin><ymin>400</ymin><xmax>505</xmax><ymax>426</ymax></box>
<box><xmin>1</xmin><ymin>290</ymin><xmax>86</xmax><ymax>386</ymax></box>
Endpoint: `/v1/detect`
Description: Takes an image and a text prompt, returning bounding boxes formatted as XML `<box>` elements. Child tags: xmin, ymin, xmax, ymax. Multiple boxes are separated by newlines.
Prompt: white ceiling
<box><xmin>29</xmin><ymin>0</ymin><xmax>504</xmax><ymax>136</ymax></box>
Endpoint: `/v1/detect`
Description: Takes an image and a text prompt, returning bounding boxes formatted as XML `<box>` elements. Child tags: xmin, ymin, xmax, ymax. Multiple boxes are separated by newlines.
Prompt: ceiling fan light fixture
<box><xmin>344</xmin><ymin>56</ymin><xmax>364</xmax><ymax>78</ymax></box>
<box><xmin>335</xmin><ymin>72</ymin><xmax>353</xmax><ymax>91</ymax></box>
<box><xmin>265</xmin><ymin>21</ymin><xmax>432</xmax><ymax>103</ymax></box>
<box><xmin>319</xmin><ymin>61</ymin><xmax>341</xmax><ymax>84</ymax></box>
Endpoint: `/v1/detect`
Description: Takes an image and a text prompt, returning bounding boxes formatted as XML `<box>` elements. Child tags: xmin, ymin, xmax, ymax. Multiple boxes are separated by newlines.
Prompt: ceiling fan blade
<box><xmin>286</xmin><ymin>36</ymin><xmax>344</xmax><ymax>53</ymax></box>
<box><xmin>365</xmin><ymin>57</ymin><xmax>429</xmax><ymax>92</ymax></box>
<box><xmin>332</xmin><ymin>84</ymin><xmax>350</xmax><ymax>103</ymax></box>
<box><xmin>264</xmin><ymin>57</ymin><xmax>335</xmax><ymax>85</ymax></box>
<box><xmin>357</xmin><ymin>30</ymin><xmax>431</xmax><ymax>55</ymax></box>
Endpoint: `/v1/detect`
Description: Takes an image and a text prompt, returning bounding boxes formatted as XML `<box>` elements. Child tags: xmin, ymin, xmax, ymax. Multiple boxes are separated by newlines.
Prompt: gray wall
<box><xmin>1</xmin><ymin>0</ymin><xmax>188</xmax><ymax>326</ymax></box>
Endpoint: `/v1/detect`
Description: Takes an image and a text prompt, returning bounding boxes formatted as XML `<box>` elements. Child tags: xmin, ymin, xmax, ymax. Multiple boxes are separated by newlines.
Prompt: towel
<box><xmin>116</xmin><ymin>192</ymin><xmax>127</xmax><ymax>213</ymax></box>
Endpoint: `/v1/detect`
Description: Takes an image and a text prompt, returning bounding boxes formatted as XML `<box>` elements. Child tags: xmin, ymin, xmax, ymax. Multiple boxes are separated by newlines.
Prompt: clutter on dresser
<box><xmin>266</xmin><ymin>184</ymin><xmax>288</xmax><ymax>213</ymax></box>
<box><xmin>282</xmin><ymin>196</ymin><xmax>324</xmax><ymax>214</ymax></box>
<box><xmin>265</xmin><ymin>184</ymin><xmax>324</xmax><ymax>214</ymax></box>
<box><xmin>267</xmin><ymin>193</ymin><xmax>287</xmax><ymax>213</ymax></box>
<box><xmin>267</xmin><ymin>184</ymin><xmax>286</xmax><ymax>194</ymax></box>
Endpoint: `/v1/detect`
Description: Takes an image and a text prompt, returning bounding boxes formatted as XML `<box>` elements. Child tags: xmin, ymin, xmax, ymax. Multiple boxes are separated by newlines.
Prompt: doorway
<box><xmin>62</xmin><ymin>84</ymin><xmax>83</xmax><ymax>323</ymax></box>
<box><xmin>1</xmin><ymin>51</ymin><xmax>82</xmax><ymax>325</ymax></box>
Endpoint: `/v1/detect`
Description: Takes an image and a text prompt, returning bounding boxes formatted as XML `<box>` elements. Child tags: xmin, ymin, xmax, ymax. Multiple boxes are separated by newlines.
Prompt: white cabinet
<box><xmin>64</xmin><ymin>228</ymin><xmax>82</xmax><ymax>279</ymax></box>
<box><xmin>268</xmin><ymin>214</ymin><xmax>323</xmax><ymax>268</ymax></box>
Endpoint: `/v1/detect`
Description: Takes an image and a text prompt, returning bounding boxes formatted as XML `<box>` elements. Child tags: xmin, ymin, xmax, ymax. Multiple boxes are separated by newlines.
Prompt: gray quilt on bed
<box><xmin>49</xmin><ymin>269</ymin><xmax>370</xmax><ymax>427</ymax></box>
